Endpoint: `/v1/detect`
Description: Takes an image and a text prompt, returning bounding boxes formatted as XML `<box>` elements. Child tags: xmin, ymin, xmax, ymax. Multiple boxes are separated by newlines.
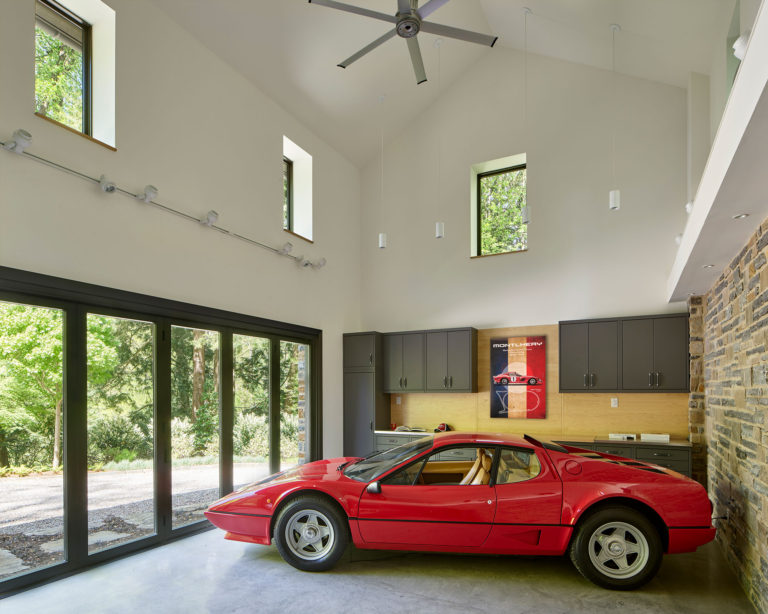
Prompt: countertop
<box><xmin>373</xmin><ymin>430</ymin><xmax>690</xmax><ymax>447</ymax></box>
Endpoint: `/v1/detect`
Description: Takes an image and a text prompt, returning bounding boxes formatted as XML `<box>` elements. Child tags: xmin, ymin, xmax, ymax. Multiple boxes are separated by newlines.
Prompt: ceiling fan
<box><xmin>309</xmin><ymin>0</ymin><xmax>498</xmax><ymax>84</ymax></box>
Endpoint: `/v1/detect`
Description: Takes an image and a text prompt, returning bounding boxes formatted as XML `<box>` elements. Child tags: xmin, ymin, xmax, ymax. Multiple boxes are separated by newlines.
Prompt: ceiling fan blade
<box><xmin>417</xmin><ymin>0</ymin><xmax>450</xmax><ymax>19</ymax></box>
<box><xmin>338</xmin><ymin>29</ymin><xmax>397</xmax><ymax>68</ymax></box>
<box><xmin>406</xmin><ymin>37</ymin><xmax>427</xmax><ymax>84</ymax></box>
<box><xmin>308</xmin><ymin>0</ymin><xmax>397</xmax><ymax>25</ymax></box>
<box><xmin>397</xmin><ymin>0</ymin><xmax>410</xmax><ymax>14</ymax></box>
<box><xmin>420</xmin><ymin>21</ymin><xmax>497</xmax><ymax>47</ymax></box>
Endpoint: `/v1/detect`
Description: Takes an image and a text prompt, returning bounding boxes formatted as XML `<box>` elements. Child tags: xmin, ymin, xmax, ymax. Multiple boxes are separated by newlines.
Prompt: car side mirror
<box><xmin>366</xmin><ymin>481</ymin><xmax>382</xmax><ymax>494</ymax></box>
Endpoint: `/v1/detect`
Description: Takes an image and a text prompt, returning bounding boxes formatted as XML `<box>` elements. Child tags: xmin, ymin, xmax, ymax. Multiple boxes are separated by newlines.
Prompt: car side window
<box><xmin>382</xmin><ymin>447</ymin><xmax>496</xmax><ymax>486</ymax></box>
<box><xmin>496</xmin><ymin>448</ymin><xmax>541</xmax><ymax>484</ymax></box>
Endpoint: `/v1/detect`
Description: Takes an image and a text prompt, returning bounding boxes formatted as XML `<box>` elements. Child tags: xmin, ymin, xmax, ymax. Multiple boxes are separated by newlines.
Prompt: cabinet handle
<box><xmin>449</xmin><ymin>375</ymin><xmax>453</xmax><ymax>388</ymax></box>
<box><xmin>584</xmin><ymin>374</ymin><xmax>588</xmax><ymax>387</ymax></box>
<box><xmin>399</xmin><ymin>377</ymin><xmax>403</xmax><ymax>388</ymax></box>
<box><xmin>369</xmin><ymin>353</ymin><xmax>373</xmax><ymax>365</ymax></box>
<box><xmin>404</xmin><ymin>377</ymin><xmax>407</xmax><ymax>388</ymax></box>
<box><xmin>443</xmin><ymin>376</ymin><xmax>447</xmax><ymax>388</ymax></box>
<box><xmin>590</xmin><ymin>373</ymin><xmax>595</xmax><ymax>387</ymax></box>
<box><xmin>655</xmin><ymin>372</ymin><xmax>661</xmax><ymax>387</ymax></box>
<box><xmin>648</xmin><ymin>372</ymin><xmax>653</xmax><ymax>387</ymax></box>
<box><xmin>652</xmin><ymin>452</ymin><xmax>671</xmax><ymax>457</ymax></box>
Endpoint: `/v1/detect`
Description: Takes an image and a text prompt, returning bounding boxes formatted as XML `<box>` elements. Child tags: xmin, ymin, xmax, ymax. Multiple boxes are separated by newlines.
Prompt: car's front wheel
<box><xmin>569</xmin><ymin>507</ymin><xmax>662</xmax><ymax>590</ymax></box>
<box><xmin>274</xmin><ymin>496</ymin><xmax>349</xmax><ymax>571</ymax></box>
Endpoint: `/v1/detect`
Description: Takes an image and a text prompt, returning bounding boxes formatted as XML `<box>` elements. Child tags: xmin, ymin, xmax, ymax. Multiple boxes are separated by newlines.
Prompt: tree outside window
<box><xmin>478</xmin><ymin>165</ymin><xmax>527</xmax><ymax>256</ymax></box>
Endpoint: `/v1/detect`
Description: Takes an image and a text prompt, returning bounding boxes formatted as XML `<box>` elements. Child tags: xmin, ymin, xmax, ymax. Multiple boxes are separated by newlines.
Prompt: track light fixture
<box><xmin>733</xmin><ymin>30</ymin><xmax>750</xmax><ymax>60</ymax></box>
<box><xmin>200</xmin><ymin>210</ymin><xmax>219</xmax><ymax>227</ymax></box>
<box><xmin>99</xmin><ymin>175</ymin><xmax>116</xmax><ymax>193</ymax></box>
<box><xmin>2</xmin><ymin>129</ymin><xmax>32</xmax><ymax>154</ymax></box>
<box><xmin>299</xmin><ymin>256</ymin><xmax>327</xmax><ymax>269</ymax></box>
<box><xmin>278</xmin><ymin>242</ymin><xmax>293</xmax><ymax>255</ymax></box>
<box><xmin>136</xmin><ymin>185</ymin><xmax>158</xmax><ymax>203</ymax></box>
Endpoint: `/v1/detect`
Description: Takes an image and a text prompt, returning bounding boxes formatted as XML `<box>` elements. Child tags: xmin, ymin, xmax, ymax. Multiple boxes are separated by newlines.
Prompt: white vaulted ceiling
<box><xmin>150</xmin><ymin>0</ymin><xmax>733</xmax><ymax>165</ymax></box>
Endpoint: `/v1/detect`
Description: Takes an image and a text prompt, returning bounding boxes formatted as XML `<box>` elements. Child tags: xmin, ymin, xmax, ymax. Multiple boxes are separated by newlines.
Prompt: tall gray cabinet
<box><xmin>343</xmin><ymin>332</ymin><xmax>388</xmax><ymax>457</ymax></box>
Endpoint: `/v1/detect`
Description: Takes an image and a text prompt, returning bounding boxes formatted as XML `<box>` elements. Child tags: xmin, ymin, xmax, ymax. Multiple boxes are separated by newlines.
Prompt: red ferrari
<box><xmin>493</xmin><ymin>370</ymin><xmax>542</xmax><ymax>385</ymax></box>
<box><xmin>205</xmin><ymin>433</ymin><xmax>715</xmax><ymax>590</ymax></box>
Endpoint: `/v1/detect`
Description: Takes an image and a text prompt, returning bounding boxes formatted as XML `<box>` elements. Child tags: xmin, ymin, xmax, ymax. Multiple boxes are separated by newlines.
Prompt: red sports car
<box><xmin>205</xmin><ymin>433</ymin><xmax>715</xmax><ymax>590</ymax></box>
<box><xmin>493</xmin><ymin>370</ymin><xmax>542</xmax><ymax>385</ymax></box>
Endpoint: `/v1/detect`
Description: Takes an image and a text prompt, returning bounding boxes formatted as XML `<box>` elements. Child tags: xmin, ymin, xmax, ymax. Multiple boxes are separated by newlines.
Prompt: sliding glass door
<box><xmin>280</xmin><ymin>341</ymin><xmax>310</xmax><ymax>470</ymax></box>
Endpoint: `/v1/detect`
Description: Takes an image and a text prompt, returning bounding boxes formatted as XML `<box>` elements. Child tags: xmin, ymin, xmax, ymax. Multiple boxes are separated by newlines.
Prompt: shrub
<box><xmin>88</xmin><ymin>410</ymin><xmax>150</xmax><ymax>463</ymax></box>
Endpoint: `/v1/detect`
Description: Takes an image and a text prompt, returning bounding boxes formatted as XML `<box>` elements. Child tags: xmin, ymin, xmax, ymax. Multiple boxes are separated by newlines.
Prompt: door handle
<box><xmin>648</xmin><ymin>372</ymin><xmax>653</xmax><ymax>387</ymax></box>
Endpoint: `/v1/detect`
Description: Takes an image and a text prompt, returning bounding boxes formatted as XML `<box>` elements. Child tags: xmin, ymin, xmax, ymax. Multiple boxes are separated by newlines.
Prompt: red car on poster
<box><xmin>205</xmin><ymin>433</ymin><xmax>715</xmax><ymax>590</ymax></box>
<box><xmin>493</xmin><ymin>369</ymin><xmax>542</xmax><ymax>385</ymax></box>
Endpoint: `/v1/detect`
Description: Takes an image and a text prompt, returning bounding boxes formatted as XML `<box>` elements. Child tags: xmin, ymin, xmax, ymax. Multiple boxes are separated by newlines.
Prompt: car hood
<box><xmin>235</xmin><ymin>457</ymin><xmax>357</xmax><ymax>492</ymax></box>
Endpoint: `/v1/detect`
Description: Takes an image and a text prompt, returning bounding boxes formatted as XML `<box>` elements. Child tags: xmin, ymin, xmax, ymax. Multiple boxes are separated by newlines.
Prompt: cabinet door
<box><xmin>622</xmin><ymin>319</ymin><xmax>654</xmax><ymax>389</ymax></box>
<box><xmin>383</xmin><ymin>334</ymin><xmax>403</xmax><ymax>392</ymax></box>
<box><xmin>588</xmin><ymin>321</ymin><xmax>618</xmax><ymax>390</ymax></box>
<box><xmin>653</xmin><ymin>316</ymin><xmax>688</xmax><ymax>390</ymax></box>
<box><xmin>343</xmin><ymin>372</ymin><xmax>375</xmax><ymax>457</ymax></box>
<box><xmin>401</xmin><ymin>333</ymin><xmax>425</xmax><ymax>391</ymax></box>
<box><xmin>426</xmin><ymin>331</ymin><xmax>448</xmax><ymax>390</ymax></box>
<box><xmin>560</xmin><ymin>323</ymin><xmax>588</xmax><ymax>390</ymax></box>
<box><xmin>446</xmin><ymin>330</ymin><xmax>472</xmax><ymax>390</ymax></box>
<box><xmin>343</xmin><ymin>334</ymin><xmax>376</xmax><ymax>370</ymax></box>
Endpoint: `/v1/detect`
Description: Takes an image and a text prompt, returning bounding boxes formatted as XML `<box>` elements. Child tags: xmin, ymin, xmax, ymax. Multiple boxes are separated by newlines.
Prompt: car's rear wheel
<box><xmin>569</xmin><ymin>507</ymin><xmax>662</xmax><ymax>590</ymax></box>
<box><xmin>528</xmin><ymin>378</ymin><xmax>538</xmax><ymax>385</ymax></box>
<box><xmin>274</xmin><ymin>496</ymin><xmax>348</xmax><ymax>572</ymax></box>
<box><xmin>500</xmin><ymin>378</ymin><xmax>509</xmax><ymax>384</ymax></box>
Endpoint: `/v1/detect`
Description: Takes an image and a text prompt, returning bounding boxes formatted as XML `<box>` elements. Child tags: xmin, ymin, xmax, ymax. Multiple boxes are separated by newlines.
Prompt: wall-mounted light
<box><xmin>2</xmin><ymin>129</ymin><xmax>32</xmax><ymax>154</ymax></box>
<box><xmin>685</xmin><ymin>201</ymin><xmax>693</xmax><ymax>214</ymax></box>
<box><xmin>609</xmin><ymin>189</ymin><xmax>621</xmax><ymax>211</ymax></box>
<box><xmin>674</xmin><ymin>233</ymin><xmax>682</xmax><ymax>245</ymax></box>
<box><xmin>136</xmin><ymin>185</ymin><xmax>158</xmax><ymax>203</ymax></box>
<box><xmin>378</xmin><ymin>232</ymin><xmax>388</xmax><ymax>249</ymax></box>
<box><xmin>733</xmin><ymin>29</ymin><xmax>751</xmax><ymax>61</ymax></box>
<box><xmin>200</xmin><ymin>210</ymin><xmax>219</xmax><ymax>227</ymax></box>
<box><xmin>99</xmin><ymin>175</ymin><xmax>116</xmax><ymax>193</ymax></box>
<box><xmin>435</xmin><ymin>222</ymin><xmax>445</xmax><ymax>239</ymax></box>
<box><xmin>732</xmin><ymin>213</ymin><xmax>749</xmax><ymax>220</ymax></box>
<box><xmin>702</xmin><ymin>264</ymin><xmax>715</xmax><ymax>269</ymax></box>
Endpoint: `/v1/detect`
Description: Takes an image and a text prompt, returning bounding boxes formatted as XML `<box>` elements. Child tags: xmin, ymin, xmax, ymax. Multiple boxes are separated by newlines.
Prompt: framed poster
<box><xmin>490</xmin><ymin>336</ymin><xmax>546</xmax><ymax>419</ymax></box>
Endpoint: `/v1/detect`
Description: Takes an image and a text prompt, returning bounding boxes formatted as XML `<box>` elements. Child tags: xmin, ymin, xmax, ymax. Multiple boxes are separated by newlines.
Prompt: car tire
<box><xmin>500</xmin><ymin>378</ymin><xmax>509</xmax><ymax>385</ymax></box>
<box><xmin>569</xmin><ymin>506</ymin><xmax>662</xmax><ymax>590</ymax></box>
<box><xmin>528</xmin><ymin>378</ymin><xmax>537</xmax><ymax>385</ymax></box>
<box><xmin>273</xmin><ymin>495</ymin><xmax>349</xmax><ymax>572</ymax></box>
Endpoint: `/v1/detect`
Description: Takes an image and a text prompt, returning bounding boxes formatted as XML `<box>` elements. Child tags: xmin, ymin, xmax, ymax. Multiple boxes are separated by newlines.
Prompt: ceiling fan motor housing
<box><xmin>396</xmin><ymin>13</ymin><xmax>421</xmax><ymax>38</ymax></box>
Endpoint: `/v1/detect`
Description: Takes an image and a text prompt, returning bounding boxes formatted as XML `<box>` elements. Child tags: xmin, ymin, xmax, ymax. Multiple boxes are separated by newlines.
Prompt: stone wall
<box><xmin>701</xmin><ymin>220</ymin><xmax>768</xmax><ymax>614</ymax></box>
<box><xmin>688</xmin><ymin>296</ymin><xmax>707</xmax><ymax>485</ymax></box>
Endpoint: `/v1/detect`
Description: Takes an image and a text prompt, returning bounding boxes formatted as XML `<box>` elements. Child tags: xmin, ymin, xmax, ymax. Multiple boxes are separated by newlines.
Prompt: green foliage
<box><xmin>35</xmin><ymin>25</ymin><xmax>84</xmax><ymax>131</ymax></box>
<box><xmin>87</xmin><ymin>410</ymin><xmax>148</xmax><ymax>464</ymax></box>
<box><xmin>479</xmin><ymin>167</ymin><xmax>527</xmax><ymax>255</ymax></box>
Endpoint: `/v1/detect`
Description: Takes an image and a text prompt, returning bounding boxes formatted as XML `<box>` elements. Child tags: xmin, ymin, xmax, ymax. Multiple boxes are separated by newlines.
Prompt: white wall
<box><xmin>360</xmin><ymin>48</ymin><xmax>688</xmax><ymax>332</ymax></box>
<box><xmin>0</xmin><ymin>0</ymin><xmax>361</xmax><ymax>456</ymax></box>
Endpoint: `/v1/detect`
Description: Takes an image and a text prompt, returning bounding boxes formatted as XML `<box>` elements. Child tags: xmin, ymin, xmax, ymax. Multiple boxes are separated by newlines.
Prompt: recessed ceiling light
<box><xmin>703</xmin><ymin>264</ymin><xmax>715</xmax><ymax>269</ymax></box>
<box><xmin>732</xmin><ymin>213</ymin><xmax>749</xmax><ymax>219</ymax></box>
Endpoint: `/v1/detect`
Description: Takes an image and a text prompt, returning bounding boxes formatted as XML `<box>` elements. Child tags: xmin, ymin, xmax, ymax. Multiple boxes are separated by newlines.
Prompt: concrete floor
<box><xmin>1</xmin><ymin>529</ymin><xmax>755</xmax><ymax>614</ymax></box>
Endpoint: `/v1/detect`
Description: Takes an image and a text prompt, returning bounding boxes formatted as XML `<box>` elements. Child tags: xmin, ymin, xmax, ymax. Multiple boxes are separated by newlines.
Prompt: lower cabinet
<box><xmin>374</xmin><ymin>432</ymin><xmax>428</xmax><ymax>452</ymax></box>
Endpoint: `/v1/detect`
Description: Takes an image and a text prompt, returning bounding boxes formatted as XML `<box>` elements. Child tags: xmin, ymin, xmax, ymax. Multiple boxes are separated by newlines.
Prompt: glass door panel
<box><xmin>0</xmin><ymin>301</ymin><xmax>65</xmax><ymax>579</ymax></box>
<box><xmin>233</xmin><ymin>334</ymin><xmax>271</xmax><ymax>489</ymax></box>
<box><xmin>280</xmin><ymin>341</ymin><xmax>310</xmax><ymax>471</ymax></box>
<box><xmin>171</xmin><ymin>326</ymin><xmax>220</xmax><ymax>529</ymax></box>
<box><xmin>86</xmin><ymin>314</ymin><xmax>155</xmax><ymax>554</ymax></box>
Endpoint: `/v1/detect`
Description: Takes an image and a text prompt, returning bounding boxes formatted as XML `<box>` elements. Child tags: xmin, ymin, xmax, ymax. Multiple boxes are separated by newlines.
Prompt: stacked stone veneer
<box><xmin>697</xmin><ymin>220</ymin><xmax>768</xmax><ymax>614</ymax></box>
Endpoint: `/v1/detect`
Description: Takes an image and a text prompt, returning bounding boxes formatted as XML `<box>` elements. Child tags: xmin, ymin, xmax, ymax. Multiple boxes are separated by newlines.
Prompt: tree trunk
<box><xmin>191</xmin><ymin>329</ymin><xmax>205</xmax><ymax>423</ymax></box>
<box><xmin>53</xmin><ymin>397</ymin><xmax>62</xmax><ymax>469</ymax></box>
<box><xmin>0</xmin><ymin>431</ymin><xmax>9</xmax><ymax>468</ymax></box>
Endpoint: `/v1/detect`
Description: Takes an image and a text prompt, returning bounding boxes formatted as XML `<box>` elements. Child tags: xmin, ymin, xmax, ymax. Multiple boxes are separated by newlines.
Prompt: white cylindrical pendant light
<box><xmin>435</xmin><ymin>221</ymin><xmax>444</xmax><ymax>238</ymax></box>
<box><xmin>378</xmin><ymin>232</ymin><xmax>387</xmax><ymax>249</ymax></box>
<box><xmin>609</xmin><ymin>189</ymin><xmax>621</xmax><ymax>211</ymax></box>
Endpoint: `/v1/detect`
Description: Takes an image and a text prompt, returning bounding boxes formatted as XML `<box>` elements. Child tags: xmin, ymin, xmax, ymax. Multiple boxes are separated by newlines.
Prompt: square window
<box><xmin>35</xmin><ymin>0</ymin><xmax>91</xmax><ymax>135</ymax></box>
<box><xmin>477</xmin><ymin>164</ymin><xmax>527</xmax><ymax>256</ymax></box>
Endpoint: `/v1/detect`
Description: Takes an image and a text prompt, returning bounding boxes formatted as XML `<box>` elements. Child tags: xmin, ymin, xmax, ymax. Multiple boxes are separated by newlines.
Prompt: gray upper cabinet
<box><xmin>559</xmin><ymin>321</ymin><xmax>618</xmax><ymax>391</ymax></box>
<box><xmin>561</xmin><ymin>313</ymin><xmax>689</xmax><ymax>393</ymax></box>
<box><xmin>622</xmin><ymin>316</ymin><xmax>688</xmax><ymax>391</ymax></box>
<box><xmin>343</xmin><ymin>333</ymin><xmax>376</xmax><ymax>370</ymax></box>
<box><xmin>426</xmin><ymin>328</ymin><xmax>477</xmax><ymax>392</ymax></box>
<box><xmin>384</xmin><ymin>332</ymin><xmax>425</xmax><ymax>392</ymax></box>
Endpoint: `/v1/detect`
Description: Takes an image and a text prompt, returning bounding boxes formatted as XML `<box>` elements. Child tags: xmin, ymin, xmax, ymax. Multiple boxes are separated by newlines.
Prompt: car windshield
<box><xmin>343</xmin><ymin>436</ymin><xmax>434</xmax><ymax>482</ymax></box>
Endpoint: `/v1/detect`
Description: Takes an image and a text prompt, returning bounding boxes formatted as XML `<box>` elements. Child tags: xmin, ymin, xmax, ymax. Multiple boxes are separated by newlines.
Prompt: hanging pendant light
<box><xmin>609</xmin><ymin>23</ymin><xmax>621</xmax><ymax>211</ymax></box>
<box><xmin>522</xmin><ymin>7</ymin><xmax>531</xmax><ymax>225</ymax></box>
<box><xmin>377</xmin><ymin>95</ymin><xmax>387</xmax><ymax>248</ymax></box>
